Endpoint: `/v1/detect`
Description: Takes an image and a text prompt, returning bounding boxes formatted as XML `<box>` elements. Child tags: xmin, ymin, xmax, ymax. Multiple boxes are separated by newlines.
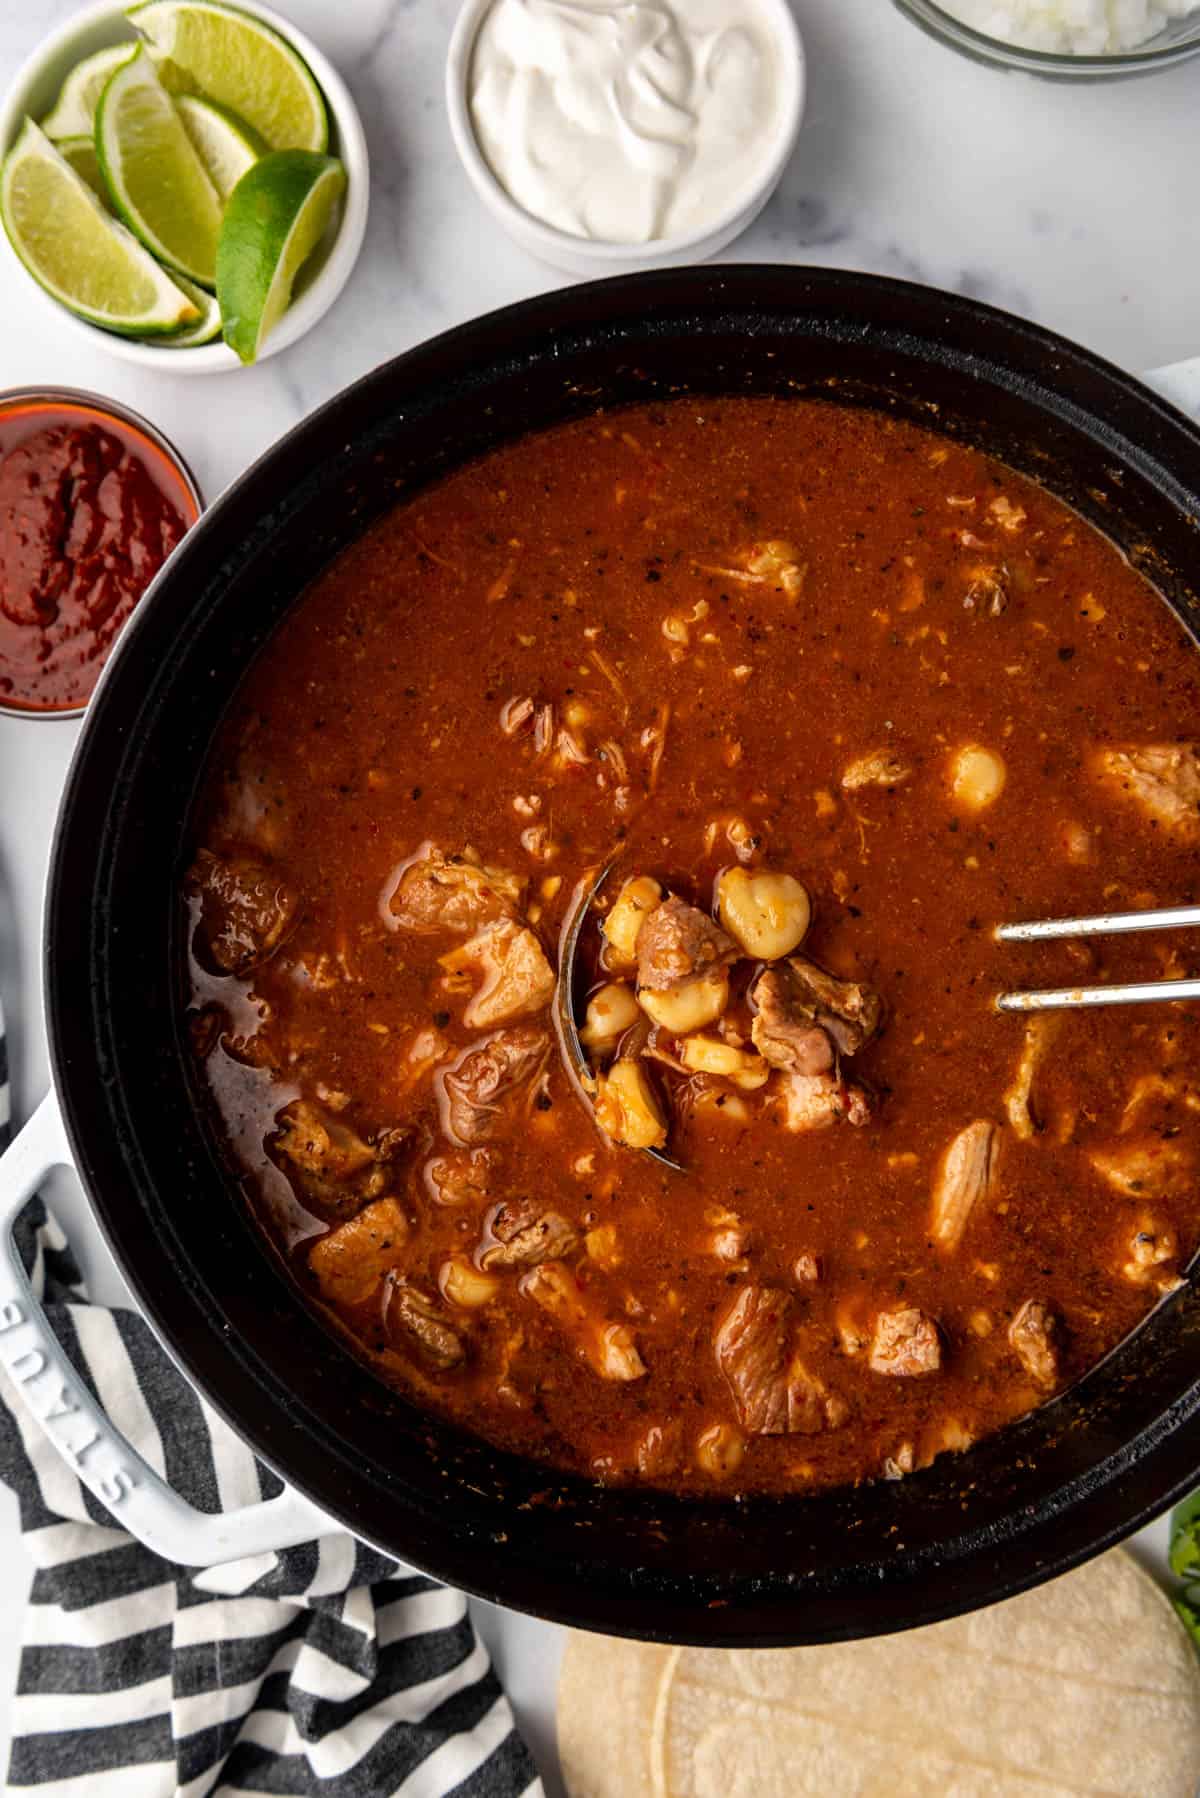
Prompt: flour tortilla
<box><xmin>557</xmin><ymin>1550</ymin><xmax>1200</xmax><ymax>1797</ymax></box>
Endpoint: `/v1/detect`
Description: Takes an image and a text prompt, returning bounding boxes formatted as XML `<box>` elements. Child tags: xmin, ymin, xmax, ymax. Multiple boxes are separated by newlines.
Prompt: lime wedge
<box><xmin>96</xmin><ymin>46</ymin><xmax>222</xmax><ymax>286</ymax></box>
<box><xmin>176</xmin><ymin>93</ymin><xmax>261</xmax><ymax>198</ymax></box>
<box><xmin>56</xmin><ymin>134</ymin><xmax>107</xmax><ymax>200</ymax></box>
<box><xmin>159</xmin><ymin>272</ymin><xmax>223</xmax><ymax>345</ymax></box>
<box><xmin>40</xmin><ymin>43</ymin><xmax>135</xmax><ymax>139</ymax></box>
<box><xmin>216</xmin><ymin>149</ymin><xmax>344</xmax><ymax>363</ymax></box>
<box><xmin>127</xmin><ymin>1</ymin><xmax>328</xmax><ymax>152</ymax></box>
<box><xmin>1</xmin><ymin>118</ymin><xmax>199</xmax><ymax>336</ymax></box>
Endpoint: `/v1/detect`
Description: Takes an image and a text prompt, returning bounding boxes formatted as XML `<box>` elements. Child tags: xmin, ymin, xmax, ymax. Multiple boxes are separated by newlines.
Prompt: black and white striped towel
<box><xmin>0</xmin><ymin>1001</ymin><xmax>542</xmax><ymax>1797</ymax></box>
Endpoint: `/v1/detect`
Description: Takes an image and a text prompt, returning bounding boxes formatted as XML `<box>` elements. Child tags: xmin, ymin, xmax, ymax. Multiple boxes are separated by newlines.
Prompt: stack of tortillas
<box><xmin>558</xmin><ymin>1551</ymin><xmax>1200</xmax><ymax>1796</ymax></box>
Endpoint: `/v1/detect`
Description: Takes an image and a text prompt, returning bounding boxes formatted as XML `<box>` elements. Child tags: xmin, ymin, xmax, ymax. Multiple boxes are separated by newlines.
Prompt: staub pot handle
<box><xmin>0</xmin><ymin>1092</ymin><xmax>335</xmax><ymax>1565</ymax></box>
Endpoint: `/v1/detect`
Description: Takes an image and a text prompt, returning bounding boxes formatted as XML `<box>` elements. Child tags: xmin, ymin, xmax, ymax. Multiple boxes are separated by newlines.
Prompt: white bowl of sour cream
<box><xmin>446</xmin><ymin>0</ymin><xmax>805</xmax><ymax>275</ymax></box>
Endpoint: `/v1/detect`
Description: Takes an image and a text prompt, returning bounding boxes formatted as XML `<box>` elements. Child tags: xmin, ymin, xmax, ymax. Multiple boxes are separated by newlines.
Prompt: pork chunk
<box><xmin>423</xmin><ymin>1148</ymin><xmax>496</xmax><ymax>1207</ymax></box>
<box><xmin>751</xmin><ymin>966</ymin><xmax>836</xmax><ymax>1075</ymax></box>
<box><xmin>1003</xmin><ymin>1016</ymin><xmax>1060</xmax><ymax>1142</ymax></box>
<box><xmin>778</xmin><ymin>1071</ymin><xmax>871</xmax><ymax>1132</ymax></box>
<box><xmin>523</xmin><ymin>1261</ymin><xmax>646</xmax><ymax>1381</ymax></box>
<box><xmin>781</xmin><ymin>956</ymin><xmax>882</xmax><ymax>1057</ymax></box>
<box><xmin>715</xmin><ymin>1286</ymin><xmax>792</xmax><ymax>1434</ymax></box>
<box><xmin>1123</xmin><ymin>1214</ymin><xmax>1181</xmax><ymax>1291</ymax></box>
<box><xmin>635</xmin><ymin>896</ymin><xmax>737</xmax><ymax>993</ymax></box>
<box><xmin>963</xmin><ymin>563</ymin><xmax>1009</xmax><ymax>616</ymax></box>
<box><xmin>1092</xmin><ymin>744</ymin><xmax>1200</xmax><ymax>841</ymax></box>
<box><xmin>1090</xmin><ymin>1137</ymin><xmax>1194</xmax><ymax>1200</ymax></box>
<box><xmin>481</xmin><ymin>1199</ymin><xmax>580</xmax><ymax>1268</ymax></box>
<box><xmin>272</xmin><ymin>1101</ymin><xmax>403</xmax><ymax>1214</ymax></box>
<box><xmin>189</xmin><ymin>848</ymin><xmax>299</xmax><ymax>976</ymax></box>
<box><xmin>744</xmin><ymin>539</ymin><xmax>806</xmax><ymax>596</ymax></box>
<box><xmin>437</xmin><ymin>1026</ymin><xmax>550</xmax><ymax>1146</ymax></box>
<box><xmin>1120</xmin><ymin>1072</ymin><xmax>1200</xmax><ymax>1132</ymax></box>
<box><xmin>1009</xmin><ymin>1299</ymin><xmax>1059</xmax><ymax>1389</ymax></box>
<box><xmin>274</xmin><ymin>1100</ymin><xmax>377</xmax><ymax>1186</ymax></box>
<box><xmin>439</xmin><ymin>919</ymin><xmax>554</xmax><ymax>1029</ymax></box>
<box><xmin>869</xmin><ymin>1307</ymin><xmax>941</xmax><ymax>1376</ymax></box>
<box><xmin>931</xmin><ymin>1120</ymin><xmax>998</xmax><ymax>1251</ymax></box>
<box><xmin>386</xmin><ymin>1281</ymin><xmax>466</xmax><ymax>1372</ymax></box>
<box><xmin>753</xmin><ymin>957</ymin><xmax>881</xmax><ymax>1069</ymax></box>
<box><xmin>786</xmin><ymin>1359</ymin><xmax>849</xmax><ymax>1434</ymax></box>
<box><xmin>706</xmin><ymin>1205</ymin><xmax>751</xmax><ymax>1263</ymax></box>
<box><xmin>715</xmin><ymin>1285</ymin><xmax>846</xmax><ymax>1435</ymax></box>
<box><xmin>308</xmin><ymin>1198</ymin><xmax>411</xmax><ymax>1305</ymax></box>
<box><xmin>388</xmin><ymin>844</ymin><xmax>525</xmax><ymax>934</ymax></box>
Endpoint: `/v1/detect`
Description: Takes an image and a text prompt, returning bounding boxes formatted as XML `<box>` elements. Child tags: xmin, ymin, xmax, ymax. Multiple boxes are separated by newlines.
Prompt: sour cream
<box><xmin>468</xmin><ymin>0</ymin><xmax>787</xmax><ymax>245</ymax></box>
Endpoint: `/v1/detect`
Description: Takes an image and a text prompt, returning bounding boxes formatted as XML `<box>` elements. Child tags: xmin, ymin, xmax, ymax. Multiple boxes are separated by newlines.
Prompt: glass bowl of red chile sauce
<box><xmin>0</xmin><ymin>388</ymin><xmax>201</xmax><ymax>719</ymax></box>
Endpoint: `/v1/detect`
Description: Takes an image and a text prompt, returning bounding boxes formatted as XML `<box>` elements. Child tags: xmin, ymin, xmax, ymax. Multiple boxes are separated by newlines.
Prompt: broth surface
<box><xmin>185</xmin><ymin>397</ymin><xmax>1200</xmax><ymax>1495</ymax></box>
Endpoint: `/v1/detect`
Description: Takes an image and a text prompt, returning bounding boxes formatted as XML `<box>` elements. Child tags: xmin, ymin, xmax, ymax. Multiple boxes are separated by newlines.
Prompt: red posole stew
<box><xmin>185</xmin><ymin>397</ymin><xmax>1200</xmax><ymax>1495</ymax></box>
<box><xmin>0</xmin><ymin>397</ymin><xmax>197</xmax><ymax>714</ymax></box>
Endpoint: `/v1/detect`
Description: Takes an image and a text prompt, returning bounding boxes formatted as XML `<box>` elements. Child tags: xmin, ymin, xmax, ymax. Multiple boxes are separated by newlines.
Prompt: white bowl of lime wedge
<box><xmin>0</xmin><ymin>0</ymin><xmax>369</xmax><ymax>370</ymax></box>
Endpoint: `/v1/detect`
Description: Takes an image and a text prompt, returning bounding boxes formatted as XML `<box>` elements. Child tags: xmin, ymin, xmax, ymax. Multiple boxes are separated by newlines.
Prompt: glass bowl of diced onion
<box><xmin>893</xmin><ymin>0</ymin><xmax>1200</xmax><ymax>75</ymax></box>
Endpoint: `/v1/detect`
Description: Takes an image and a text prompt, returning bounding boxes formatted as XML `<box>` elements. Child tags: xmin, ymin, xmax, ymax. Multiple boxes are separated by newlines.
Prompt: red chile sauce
<box><xmin>0</xmin><ymin>398</ymin><xmax>198</xmax><ymax>714</ymax></box>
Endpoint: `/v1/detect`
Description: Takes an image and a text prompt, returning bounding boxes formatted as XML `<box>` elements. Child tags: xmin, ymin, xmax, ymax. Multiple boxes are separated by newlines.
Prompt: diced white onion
<box><xmin>937</xmin><ymin>0</ymin><xmax>1195</xmax><ymax>53</ymax></box>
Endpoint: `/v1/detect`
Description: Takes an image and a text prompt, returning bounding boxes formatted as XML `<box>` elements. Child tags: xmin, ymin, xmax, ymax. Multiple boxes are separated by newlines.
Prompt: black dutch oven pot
<box><xmin>10</xmin><ymin>267</ymin><xmax>1200</xmax><ymax>1645</ymax></box>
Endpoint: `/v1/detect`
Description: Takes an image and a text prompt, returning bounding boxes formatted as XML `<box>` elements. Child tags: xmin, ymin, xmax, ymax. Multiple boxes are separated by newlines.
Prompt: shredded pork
<box><xmin>931</xmin><ymin>1120</ymin><xmax>999</xmax><ymax>1250</ymax></box>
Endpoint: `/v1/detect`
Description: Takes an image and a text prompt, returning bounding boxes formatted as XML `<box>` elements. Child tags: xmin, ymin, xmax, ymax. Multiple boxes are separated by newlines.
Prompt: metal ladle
<box><xmin>996</xmin><ymin>904</ymin><xmax>1200</xmax><ymax>1010</ymax></box>
<box><xmin>552</xmin><ymin>859</ymin><xmax>685</xmax><ymax>1173</ymax></box>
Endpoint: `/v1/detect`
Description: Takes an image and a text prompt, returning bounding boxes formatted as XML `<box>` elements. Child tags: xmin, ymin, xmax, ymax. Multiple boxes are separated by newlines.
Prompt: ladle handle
<box><xmin>0</xmin><ymin>1092</ymin><xmax>335</xmax><ymax>1566</ymax></box>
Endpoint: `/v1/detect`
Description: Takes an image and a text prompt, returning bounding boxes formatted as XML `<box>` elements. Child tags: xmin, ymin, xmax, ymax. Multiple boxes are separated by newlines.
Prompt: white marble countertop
<box><xmin>0</xmin><ymin>0</ymin><xmax>1198</xmax><ymax>1787</ymax></box>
